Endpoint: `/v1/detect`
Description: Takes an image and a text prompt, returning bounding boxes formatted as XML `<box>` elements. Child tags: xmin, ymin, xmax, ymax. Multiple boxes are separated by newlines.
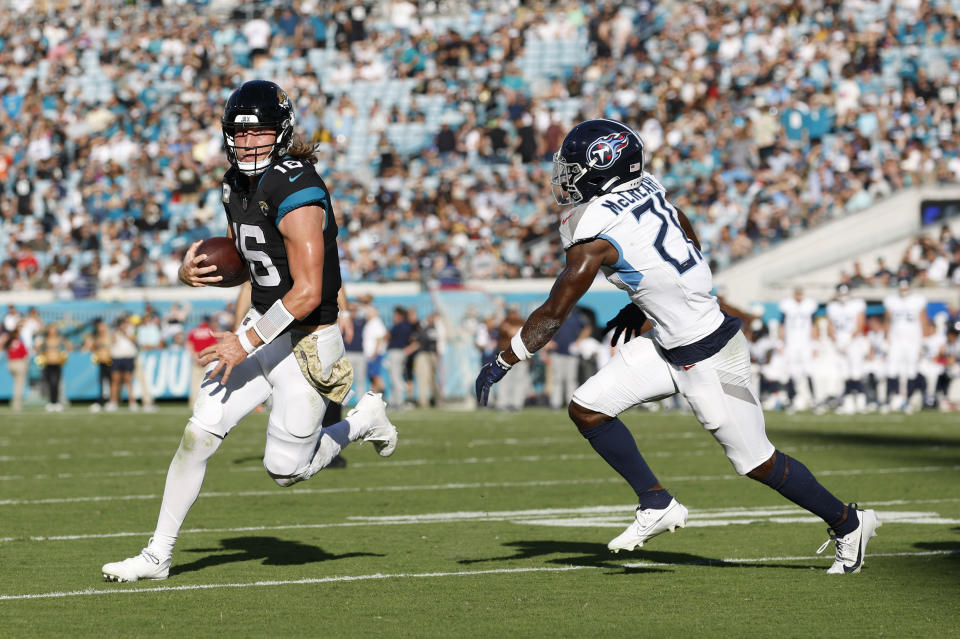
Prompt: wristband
<box><xmin>510</xmin><ymin>328</ymin><xmax>533</xmax><ymax>361</ymax></box>
<box><xmin>253</xmin><ymin>299</ymin><xmax>296</xmax><ymax>345</ymax></box>
<box><xmin>495</xmin><ymin>352</ymin><xmax>513</xmax><ymax>370</ymax></box>
<box><xmin>237</xmin><ymin>329</ymin><xmax>256</xmax><ymax>354</ymax></box>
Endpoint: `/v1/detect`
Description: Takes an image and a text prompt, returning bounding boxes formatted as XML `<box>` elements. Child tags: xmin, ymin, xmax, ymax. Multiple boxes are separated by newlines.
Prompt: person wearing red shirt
<box><xmin>2</xmin><ymin>322</ymin><xmax>29</xmax><ymax>412</ymax></box>
<box><xmin>186</xmin><ymin>316</ymin><xmax>218</xmax><ymax>406</ymax></box>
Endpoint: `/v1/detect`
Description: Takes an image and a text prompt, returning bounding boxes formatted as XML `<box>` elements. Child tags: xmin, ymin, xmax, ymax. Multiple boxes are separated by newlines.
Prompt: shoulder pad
<box><xmin>261</xmin><ymin>161</ymin><xmax>329</xmax><ymax>219</ymax></box>
<box><xmin>559</xmin><ymin>198</ymin><xmax>620</xmax><ymax>250</ymax></box>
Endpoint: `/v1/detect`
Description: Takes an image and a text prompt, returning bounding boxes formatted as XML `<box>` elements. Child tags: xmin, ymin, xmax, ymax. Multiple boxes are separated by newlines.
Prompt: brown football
<box><xmin>196</xmin><ymin>237</ymin><xmax>248</xmax><ymax>287</ymax></box>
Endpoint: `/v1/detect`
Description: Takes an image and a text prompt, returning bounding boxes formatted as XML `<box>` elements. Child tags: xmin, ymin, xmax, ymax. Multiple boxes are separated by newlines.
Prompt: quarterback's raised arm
<box><xmin>500</xmin><ymin>239</ymin><xmax>617</xmax><ymax>366</ymax></box>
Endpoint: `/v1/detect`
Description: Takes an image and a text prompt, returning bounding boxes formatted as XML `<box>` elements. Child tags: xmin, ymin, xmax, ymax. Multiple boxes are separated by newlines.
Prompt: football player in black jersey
<box><xmin>102</xmin><ymin>81</ymin><xmax>398</xmax><ymax>583</ymax></box>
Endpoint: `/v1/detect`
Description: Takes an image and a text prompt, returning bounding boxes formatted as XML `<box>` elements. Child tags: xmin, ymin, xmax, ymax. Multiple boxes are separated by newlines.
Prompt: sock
<box><xmin>152</xmin><ymin>422</ymin><xmax>224</xmax><ymax>558</ymax></box>
<box><xmin>309</xmin><ymin>420</ymin><xmax>352</xmax><ymax>471</ymax></box>
<box><xmin>759</xmin><ymin>452</ymin><xmax>859</xmax><ymax>536</ymax></box>
<box><xmin>887</xmin><ymin>377</ymin><xmax>900</xmax><ymax>397</ymax></box>
<box><xmin>580</xmin><ymin>418</ymin><xmax>663</xmax><ymax>503</ymax></box>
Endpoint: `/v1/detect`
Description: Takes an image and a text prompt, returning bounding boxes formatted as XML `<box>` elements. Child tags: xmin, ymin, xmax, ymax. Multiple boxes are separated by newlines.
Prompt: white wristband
<box><xmin>510</xmin><ymin>328</ymin><xmax>533</xmax><ymax>361</ymax></box>
<box><xmin>237</xmin><ymin>329</ymin><xmax>256</xmax><ymax>354</ymax></box>
<box><xmin>253</xmin><ymin>299</ymin><xmax>296</xmax><ymax>345</ymax></box>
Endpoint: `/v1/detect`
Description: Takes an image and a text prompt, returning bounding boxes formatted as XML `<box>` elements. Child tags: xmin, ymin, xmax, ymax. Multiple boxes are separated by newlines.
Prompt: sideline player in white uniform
<box><xmin>826</xmin><ymin>284</ymin><xmax>868</xmax><ymax>413</ymax></box>
<box><xmin>474</xmin><ymin>119</ymin><xmax>878</xmax><ymax>574</ymax></box>
<box><xmin>778</xmin><ymin>287</ymin><xmax>819</xmax><ymax>411</ymax></box>
<box><xmin>101</xmin><ymin>81</ymin><xmax>398</xmax><ymax>583</ymax></box>
<box><xmin>883</xmin><ymin>279</ymin><xmax>930</xmax><ymax>412</ymax></box>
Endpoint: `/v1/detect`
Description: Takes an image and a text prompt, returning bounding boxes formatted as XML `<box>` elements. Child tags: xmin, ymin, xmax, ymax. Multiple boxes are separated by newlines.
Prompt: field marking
<box><xmin>2</xmin><ymin>465</ymin><xmax>958</xmax><ymax>508</ymax></box>
<box><xmin>0</xmin><ymin>449</ymin><xmax>728</xmax><ymax>481</ymax></box>
<box><xmin>1</xmin><ymin>550</ymin><xmax>956</xmax><ymax>602</ymax></box>
<box><xmin>3</xmin><ymin>498</ymin><xmax>958</xmax><ymax>544</ymax></box>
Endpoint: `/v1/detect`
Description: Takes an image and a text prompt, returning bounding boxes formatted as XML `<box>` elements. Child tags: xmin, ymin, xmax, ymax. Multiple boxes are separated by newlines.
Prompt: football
<box><xmin>196</xmin><ymin>236</ymin><xmax>248</xmax><ymax>287</ymax></box>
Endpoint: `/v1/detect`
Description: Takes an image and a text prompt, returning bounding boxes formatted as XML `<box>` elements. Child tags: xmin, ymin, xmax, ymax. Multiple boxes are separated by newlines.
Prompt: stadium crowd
<box><xmin>0</xmin><ymin>0</ymin><xmax>959</xmax><ymax>295</ymax></box>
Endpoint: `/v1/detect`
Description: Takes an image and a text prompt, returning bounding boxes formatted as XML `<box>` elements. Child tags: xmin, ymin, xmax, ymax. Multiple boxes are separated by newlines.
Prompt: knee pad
<box><xmin>190</xmin><ymin>388</ymin><xmax>227</xmax><ymax>436</ymax></box>
<box><xmin>173</xmin><ymin>421</ymin><xmax>224</xmax><ymax>465</ymax></box>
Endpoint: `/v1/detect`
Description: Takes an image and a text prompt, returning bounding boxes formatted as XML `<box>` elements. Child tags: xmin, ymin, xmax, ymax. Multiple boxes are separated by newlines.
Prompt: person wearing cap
<box><xmin>826</xmin><ymin>284</ymin><xmax>868</xmax><ymax>414</ymax></box>
<box><xmin>882</xmin><ymin>279</ymin><xmax>932</xmax><ymax>413</ymax></box>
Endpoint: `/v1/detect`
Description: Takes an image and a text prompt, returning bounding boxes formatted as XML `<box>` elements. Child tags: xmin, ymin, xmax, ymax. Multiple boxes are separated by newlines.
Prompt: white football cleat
<box><xmin>348</xmin><ymin>392</ymin><xmax>398</xmax><ymax>457</ymax></box>
<box><xmin>817</xmin><ymin>505</ymin><xmax>880</xmax><ymax>574</ymax></box>
<box><xmin>102</xmin><ymin>547</ymin><xmax>171</xmax><ymax>582</ymax></box>
<box><xmin>608</xmin><ymin>498</ymin><xmax>688</xmax><ymax>553</ymax></box>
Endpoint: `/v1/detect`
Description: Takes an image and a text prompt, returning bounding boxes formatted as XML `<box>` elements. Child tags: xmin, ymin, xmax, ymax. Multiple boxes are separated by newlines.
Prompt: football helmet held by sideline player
<box><xmin>551</xmin><ymin>119</ymin><xmax>645</xmax><ymax>205</ymax></box>
<box><xmin>221</xmin><ymin>80</ymin><xmax>296</xmax><ymax>176</ymax></box>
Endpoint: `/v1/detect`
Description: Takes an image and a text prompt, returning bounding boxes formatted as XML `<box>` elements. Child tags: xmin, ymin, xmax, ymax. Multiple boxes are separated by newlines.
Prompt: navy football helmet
<box><xmin>551</xmin><ymin>119</ymin><xmax>645</xmax><ymax>205</ymax></box>
<box><xmin>221</xmin><ymin>80</ymin><xmax>296</xmax><ymax>176</ymax></box>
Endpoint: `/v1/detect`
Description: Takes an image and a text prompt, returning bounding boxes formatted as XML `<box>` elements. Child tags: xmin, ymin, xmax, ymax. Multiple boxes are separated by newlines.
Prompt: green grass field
<box><xmin>1</xmin><ymin>404</ymin><xmax>958</xmax><ymax>638</ymax></box>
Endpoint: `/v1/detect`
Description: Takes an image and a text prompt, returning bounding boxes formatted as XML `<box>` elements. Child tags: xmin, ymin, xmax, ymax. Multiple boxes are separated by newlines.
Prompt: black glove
<box><xmin>475</xmin><ymin>356</ymin><xmax>511</xmax><ymax>406</ymax></box>
<box><xmin>604</xmin><ymin>303</ymin><xmax>648</xmax><ymax>345</ymax></box>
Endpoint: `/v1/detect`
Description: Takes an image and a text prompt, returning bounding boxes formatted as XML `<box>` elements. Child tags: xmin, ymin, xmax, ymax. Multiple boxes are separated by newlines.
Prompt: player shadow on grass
<box><xmin>913</xmin><ymin>539</ymin><xmax>960</xmax><ymax>563</ymax></box>
<box><xmin>458</xmin><ymin>540</ymin><xmax>821</xmax><ymax>572</ymax></box>
<box><xmin>771</xmin><ymin>428</ymin><xmax>960</xmax><ymax>453</ymax></box>
<box><xmin>170</xmin><ymin>536</ymin><xmax>384</xmax><ymax>577</ymax></box>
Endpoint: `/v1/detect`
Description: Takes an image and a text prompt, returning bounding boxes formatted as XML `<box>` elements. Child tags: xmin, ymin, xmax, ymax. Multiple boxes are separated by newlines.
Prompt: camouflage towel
<box><xmin>291</xmin><ymin>331</ymin><xmax>354</xmax><ymax>403</ymax></box>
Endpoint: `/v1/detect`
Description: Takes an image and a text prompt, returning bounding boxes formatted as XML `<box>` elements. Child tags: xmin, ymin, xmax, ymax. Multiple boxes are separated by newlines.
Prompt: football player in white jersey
<box><xmin>475</xmin><ymin>119</ymin><xmax>878</xmax><ymax>574</ymax></box>
<box><xmin>826</xmin><ymin>284</ymin><xmax>868</xmax><ymax>413</ymax></box>
<box><xmin>883</xmin><ymin>279</ymin><xmax>931</xmax><ymax>412</ymax></box>
<box><xmin>778</xmin><ymin>287</ymin><xmax>820</xmax><ymax>411</ymax></box>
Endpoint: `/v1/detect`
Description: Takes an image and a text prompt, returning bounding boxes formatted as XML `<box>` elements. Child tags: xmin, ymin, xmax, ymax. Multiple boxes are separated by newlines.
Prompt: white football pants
<box><xmin>572</xmin><ymin>331</ymin><xmax>774</xmax><ymax>475</ymax></box>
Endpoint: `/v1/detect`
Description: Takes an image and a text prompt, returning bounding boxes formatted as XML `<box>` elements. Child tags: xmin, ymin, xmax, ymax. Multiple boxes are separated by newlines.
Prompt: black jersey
<box><xmin>221</xmin><ymin>156</ymin><xmax>342</xmax><ymax>327</ymax></box>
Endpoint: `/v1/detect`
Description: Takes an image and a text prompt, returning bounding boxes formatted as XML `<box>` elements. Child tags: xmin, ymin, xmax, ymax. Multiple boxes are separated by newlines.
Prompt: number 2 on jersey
<box><xmin>232</xmin><ymin>223</ymin><xmax>282</xmax><ymax>287</ymax></box>
<box><xmin>630</xmin><ymin>193</ymin><xmax>701</xmax><ymax>274</ymax></box>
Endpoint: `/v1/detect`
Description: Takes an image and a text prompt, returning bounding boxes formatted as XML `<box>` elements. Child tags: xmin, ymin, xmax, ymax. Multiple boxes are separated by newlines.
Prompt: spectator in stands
<box><xmin>2</xmin><ymin>321</ymin><xmax>29</xmax><ymax>412</ymax></box>
<box><xmin>163</xmin><ymin>302</ymin><xmax>191</xmax><ymax>344</ymax></box>
<box><xmin>0</xmin><ymin>0</ymin><xmax>958</xmax><ymax>295</ymax></box>
<box><xmin>3</xmin><ymin>306</ymin><xmax>20</xmax><ymax>333</ymax></box>
<box><xmin>872</xmin><ymin>256</ymin><xmax>895</xmax><ymax>287</ymax></box>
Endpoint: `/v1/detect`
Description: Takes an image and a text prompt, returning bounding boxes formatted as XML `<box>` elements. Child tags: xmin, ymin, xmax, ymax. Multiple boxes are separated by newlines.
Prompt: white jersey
<box><xmin>883</xmin><ymin>293</ymin><xmax>926</xmax><ymax>342</ymax></box>
<box><xmin>826</xmin><ymin>298</ymin><xmax>866</xmax><ymax>346</ymax></box>
<box><xmin>779</xmin><ymin>297</ymin><xmax>818</xmax><ymax>346</ymax></box>
<box><xmin>559</xmin><ymin>172</ymin><xmax>723</xmax><ymax>350</ymax></box>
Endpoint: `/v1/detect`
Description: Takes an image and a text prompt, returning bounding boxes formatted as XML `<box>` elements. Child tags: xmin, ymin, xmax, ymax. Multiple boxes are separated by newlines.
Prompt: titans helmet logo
<box><xmin>587</xmin><ymin>132</ymin><xmax>630</xmax><ymax>169</ymax></box>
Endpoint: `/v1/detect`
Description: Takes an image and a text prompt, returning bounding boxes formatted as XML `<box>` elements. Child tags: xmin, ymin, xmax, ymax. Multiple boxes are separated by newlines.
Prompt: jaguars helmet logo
<box><xmin>259</xmin><ymin>200</ymin><xmax>270</xmax><ymax>216</ymax></box>
<box><xmin>586</xmin><ymin>132</ymin><xmax>630</xmax><ymax>170</ymax></box>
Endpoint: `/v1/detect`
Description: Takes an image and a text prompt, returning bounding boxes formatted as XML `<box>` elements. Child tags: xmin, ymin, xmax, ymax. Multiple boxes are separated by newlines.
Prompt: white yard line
<box><xmin>1</xmin><ymin>551</ymin><xmax>956</xmax><ymax>601</ymax></box>
<box><xmin>3</xmin><ymin>465</ymin><xmax>958</xmax><ymax>507</ymax></box>
<box><xmin>3</xmin><ymin>497</ymin><xmax>958</xmax><ymax>543</ymax></box>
